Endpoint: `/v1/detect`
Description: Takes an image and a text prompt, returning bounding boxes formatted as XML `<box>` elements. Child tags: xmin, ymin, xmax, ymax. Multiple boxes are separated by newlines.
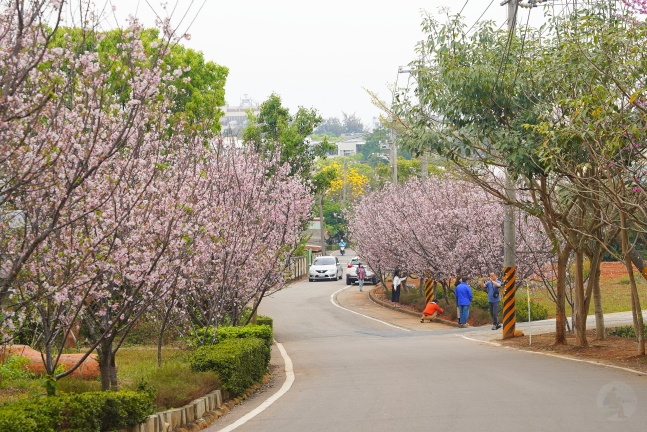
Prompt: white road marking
<box><xmin>458</xmin><ymin>334</ymin><xmax>646</xmax><ymax>375</ymax></box>
<box><xmin>331</xmin><ymin>286</ymin><xmax>411</xmax><ymax>332</ymax></box>
<box><xmin>457</xmin><ymin>334</ymin><xmax>502</xmax><ymax>346</ymax></box>
<box><xmin>216</xmin><ymin>341</ymin><xmax>295</xmax><ymax>432</ymax></box>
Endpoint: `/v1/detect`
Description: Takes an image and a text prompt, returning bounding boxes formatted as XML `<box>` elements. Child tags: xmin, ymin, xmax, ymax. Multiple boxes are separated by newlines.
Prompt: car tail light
<box><xmin>347</xmin><ymin>264</ymin><xmax>353</xmax><ymax>268</ymax></box>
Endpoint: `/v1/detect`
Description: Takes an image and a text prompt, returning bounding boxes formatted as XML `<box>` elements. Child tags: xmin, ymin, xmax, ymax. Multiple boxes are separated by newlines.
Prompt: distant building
<box><xmin>332</xmin><ymin>134</ymin><xmax>366</xmax><ymax>157</ymax></box>
<box><xmin>219</xmin><ymin>94</ymin><xmax>260</xmax><ymax>139</ymax></box>
<box><xmin>305</xmin><ymin>217</ymin><xmax>326</xmax><ymax>252</ymax></box>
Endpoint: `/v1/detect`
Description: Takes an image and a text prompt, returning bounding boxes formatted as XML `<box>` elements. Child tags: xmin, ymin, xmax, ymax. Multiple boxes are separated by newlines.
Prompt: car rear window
<box><xmin>314</xmin><ymin>257</ymin><xmax>336</xmax><ymax>265</ymax></box>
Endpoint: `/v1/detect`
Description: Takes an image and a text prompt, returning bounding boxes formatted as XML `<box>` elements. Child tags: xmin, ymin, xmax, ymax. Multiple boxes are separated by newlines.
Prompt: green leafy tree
<box><xmin>52</xmin><ymin>27</ymin><xmax>228</xmax><ymax>134</ymax></box>
<box><xmin>243</xmin><ymin>93</ymin><xmax>335</xmax><ymax>181</ymax></box>
<box><xmin>341</xmin><ymin>112</ymin><xmax>365</xmax><ymax>133</ymax></box>
<box><xmin>387</xmin><ymin>4</ymin><xmax>647</xmax><ymax>349</ymax></box>
<box><xmin>360</xmin><ymin>127</ymin><xmax>387</xmax><ymax>163</ymax></box>
<box><xmin>315</xmin><ymin>117</ymin><xmax>344</xmax><ymax>136</ymax></box>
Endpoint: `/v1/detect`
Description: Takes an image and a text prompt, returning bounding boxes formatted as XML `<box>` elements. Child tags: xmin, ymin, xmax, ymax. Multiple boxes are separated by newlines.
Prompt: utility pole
<box><xmin>389</xmin><ymin>66</ymin><xmax>415</xmax><ymax>185</ymax></box>
<box><xmin>342</xmin><ymin>158</ymin><xmax>348</xmax><ymax>204</ymax></box>
<box><xmin>319</xmin><ymin>194</ymin><xmax>325</xmax><ymax>254</ymax></box>
<box><xmin>421</xmin><ymin>153</ymin><xmax>428</xmax><ymax>179</ymax></box>
<box><xmin>390</xmin><ymin>132</ymin><xmax>398</xmax><ymax>184</ymax></box>
<box><xmin>501</xmin><ymin>0</ymin><xmax>518</xmax><ymax>339</ymax></box>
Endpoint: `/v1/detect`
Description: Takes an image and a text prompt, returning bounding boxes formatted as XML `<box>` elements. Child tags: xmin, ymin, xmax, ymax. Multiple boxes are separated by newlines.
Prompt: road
<box><xmin>207</xmin><ymin>252</ymin><xmax>647</xmax><ymax>432</ymax></box>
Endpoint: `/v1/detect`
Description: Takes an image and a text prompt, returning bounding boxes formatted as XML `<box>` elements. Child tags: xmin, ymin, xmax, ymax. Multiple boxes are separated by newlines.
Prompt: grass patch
<box><xmin>116</xmin><ymin>347</ymin><xmax>220</xmax><ymax>411</ymax></box>
<box><xmin>525</xmin><ymin>272</ymin><xmax>647</xmax><ymax>319</ymax></box>
<box><xmin>0</xmin><ymin>356</ymin><xmax>44</xmax><ymax>404</ymax></box>
<box><xmin>0</xmin><ymin>347</ymin><xmax>220</xmax><ymax>411</ymax></box>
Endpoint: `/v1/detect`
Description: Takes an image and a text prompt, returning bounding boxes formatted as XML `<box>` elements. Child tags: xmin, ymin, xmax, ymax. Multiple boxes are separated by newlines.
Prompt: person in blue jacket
<box><xmin>455</xmin><ymin>276</ymin><xmax>473</xmax><ymax>327</ymax></box>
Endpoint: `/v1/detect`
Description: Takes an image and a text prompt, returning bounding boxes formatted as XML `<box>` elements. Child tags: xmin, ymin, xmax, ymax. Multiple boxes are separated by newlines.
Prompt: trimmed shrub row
<box><xmin>0</xmin><ymin>390</ymin><xmax>155</xmax><ymax>432</ymax></box>
<box><xmin>255</xmin><ymin>315</ymin><xmax>273</xmax><ymax>328</ymax></box>
<box><xmin>191</xmin><ymin>323</ymin><xmax>273</xmax><ymax>349</ymax></box>
<box><xmin>189</xmin><ymin>337</ymin><xmax>270</xmax><ymax>397</ymax></box>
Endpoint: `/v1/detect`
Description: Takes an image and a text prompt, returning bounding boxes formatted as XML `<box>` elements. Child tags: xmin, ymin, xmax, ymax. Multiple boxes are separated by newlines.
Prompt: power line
<box><xmin>467</xmin><ymin>0</ymin><xmax>497</xmax><ymax>34</ymax></box>
<box><xmin>459</xmin><ymin>0</ymin><xmax>470</xmax><ymax>16</ymax></box>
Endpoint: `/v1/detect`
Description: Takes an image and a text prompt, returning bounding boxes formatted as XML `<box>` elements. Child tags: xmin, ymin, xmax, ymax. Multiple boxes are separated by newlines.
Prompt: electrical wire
<box><xmin>490</xmin><ymin>0</ymin><xmax>520</xmax><ymax>100</ymax></box>
<box><xmin>467</xmin><ymin>0</ymin><xmax>496</xmax><ymax>34</ymax></box>
<box><xmin>511</xmin><ymin>9</ymin><xmax>533</xmax><ymax>90</ymax></box>
<box><xmin>459</xmin><ymin>0</ymin><xmax>470</xmax><ymax>16</ymax></box>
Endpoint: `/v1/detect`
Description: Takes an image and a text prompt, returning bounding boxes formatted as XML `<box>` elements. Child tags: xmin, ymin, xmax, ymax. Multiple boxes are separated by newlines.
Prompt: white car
<box><xmin>345</xmin><ymin>256</ymin><xmax>378</xmax><ymax>285</ymax></box>
<box><xmin>308</xmin><ymin>256</ymin><xmax>343</xmax><ymax>282</ymax></box>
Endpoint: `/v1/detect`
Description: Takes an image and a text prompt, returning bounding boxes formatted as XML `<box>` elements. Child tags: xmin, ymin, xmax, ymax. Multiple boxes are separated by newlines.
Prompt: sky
<box><xmin>95</xmin><ymin>0</ymin><xmax>553</xmax><ymax>127</ymax></box>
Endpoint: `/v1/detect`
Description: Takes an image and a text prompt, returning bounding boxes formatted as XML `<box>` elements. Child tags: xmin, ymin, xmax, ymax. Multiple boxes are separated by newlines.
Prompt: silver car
<box><xmin>308</xmin><ymin>256</ymin><xmax>343</xmax><ymax>282</ymax></box>
<box><xmin>345</xmin><ymin>256</ymin><xmax>377</xmax><ymax>285</ymax></box>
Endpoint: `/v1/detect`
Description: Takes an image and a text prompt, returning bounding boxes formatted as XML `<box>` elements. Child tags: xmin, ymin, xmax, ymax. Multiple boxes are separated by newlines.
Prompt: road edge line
<box><xmin>457</xmin><ymin>334</ymin><xmax>646</xmax><ymax>376</ymax></box>
<box><xmin>216</xmin><ymin>341</ymin><xmax>295</xmax><ymax>432</ymax></box>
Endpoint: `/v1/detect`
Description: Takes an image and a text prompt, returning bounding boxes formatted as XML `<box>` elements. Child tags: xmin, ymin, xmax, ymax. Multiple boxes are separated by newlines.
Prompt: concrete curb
<box><xmin>368</xmin><ymin>285</ymin><xmax>461</xmax><ymax>328</ymax></box>
<box><xmin>120</xmin><ymin>390</ymin><xmax>224</xmax><ymax>432</ymax></box>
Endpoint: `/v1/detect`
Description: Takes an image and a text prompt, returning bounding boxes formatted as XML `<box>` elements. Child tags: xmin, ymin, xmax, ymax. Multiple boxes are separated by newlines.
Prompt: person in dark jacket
<box><xmin>455</xmin><ymin>276</ymin><xmax>473</xmax><ymax>327</ymax></box>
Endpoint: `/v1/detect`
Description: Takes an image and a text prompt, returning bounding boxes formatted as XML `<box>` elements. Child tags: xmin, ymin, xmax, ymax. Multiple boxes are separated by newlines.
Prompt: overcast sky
<box><xmin>97</xmin><ymin>1</ymin><xmax>551</xmax><ymax>126</ymax></box>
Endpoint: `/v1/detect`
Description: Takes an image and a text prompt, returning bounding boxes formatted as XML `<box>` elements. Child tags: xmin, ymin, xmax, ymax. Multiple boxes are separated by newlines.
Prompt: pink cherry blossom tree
<box><xmin>181</xmin><ymin>145</ymin><xmax>312</xmax><ymax>346</ymax></box>
<box><xmin>0</xmin><ymin>3</ymin><xmax>173</xmax><ymax>335</ymax></box>
<box><xmin>0</xmin><ymin>2</ymin><xmax>314</xmax><ymax>391</ymax></box>
<box><xmin>348</xmin><ymin>177</ymin><xmax>552</xmax><ymax>301</ymax></box>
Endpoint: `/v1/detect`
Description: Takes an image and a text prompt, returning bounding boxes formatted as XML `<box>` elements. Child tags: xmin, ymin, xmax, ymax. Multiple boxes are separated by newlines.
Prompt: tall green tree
<box><xmin>243</xmin><ymin>93</ymin><xmax>335</xmax><ymax>181</ymax></box>
<box><xmin>52</xmin><ymin>27</ymin><xmax>228</xmax><ymax>135</ymax></box>
<box><xmin>386</xmin><ymin>6</ymin><xmax>642</xmax><ymax>346</ymax></box>
<box><xmin>341</xmin><ymin>112</ymin><xmax>365</xmax><ymax>133</ymax></box>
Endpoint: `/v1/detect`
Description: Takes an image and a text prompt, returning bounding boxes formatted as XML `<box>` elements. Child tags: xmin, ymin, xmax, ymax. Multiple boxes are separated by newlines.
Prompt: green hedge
<box><xmin>608</xmin><ymin>324</ymin><xmax>647</xmax><ymax>338</ymax></box>
<box><xmin>515</xmin><ymin>298</ymin><xmax>549</xmax><ymax>322</ymax></box>
<box><xmin>471</xmin><ymin>290</ymin><xmax>490</xmax><ymax>310</ymax></box>
<box><xmin>191</xmin><ymin>324</ymin><xmax>273</xmax><ymax>348</ymax></box>
<box><xmin>255</xmin><ymin>315</ymin><xmax>273</xmax><ymax>328</ymax></box>
<box><xmin>189</xmin><ymin>337</ymin><xmax>269</xmax><ymax>397</ymax></box>
<box><xmin>217</xmin><ymin>324</ymin><xmax>273</xmax><ymax>349</ymax></box>
<box><xmin>0</xmin><ymin>390</ymin><xmax>155</xmax><ymax>432</ymax></box>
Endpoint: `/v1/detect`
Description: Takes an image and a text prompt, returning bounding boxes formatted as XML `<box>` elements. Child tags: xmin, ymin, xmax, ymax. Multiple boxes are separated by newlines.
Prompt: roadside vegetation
<box><xmin>349</xmin><ymin>0</ymin><xmax>647</xmax><ymax>354</ymax></box>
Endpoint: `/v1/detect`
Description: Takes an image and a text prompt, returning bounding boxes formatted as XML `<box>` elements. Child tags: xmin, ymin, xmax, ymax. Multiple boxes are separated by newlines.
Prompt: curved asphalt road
<box><xmin>206</xmin><ymin>254</ymin><xmax>647</xmax><ymax>432</ymax></box>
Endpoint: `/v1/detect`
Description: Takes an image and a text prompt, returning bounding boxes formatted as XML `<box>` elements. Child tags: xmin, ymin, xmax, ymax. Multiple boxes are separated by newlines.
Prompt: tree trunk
<box><xmin>627</xmin><ymin>258</ymin><xmax>645</xmax><ymax>355</ymax></box>
<box><xmin>573</xmin><ymin>251</ymin><xmax>588</xmax><ymax>347</ymax></box>
<box><xmin>157</xmin><ymin>311</ymin><xmax>169</xmax><ymax>368</ymax></box>
<box><xmin>587</xmin><ymin>248</ymin><xmax>604</xmax><ymax>340</ymax></box>
<box><xmin>629</xmin><ymin>249</ymin><xmax>647</xmax><ymax>282</ymax></box>
<box><xmin>554</xmin><ymin>248</ymin><xmax>570</xmax><ymax>345</ymax></box>
<box><xmin>97</xmin><ymin>342</ymin><xmax>112</xmax><ymax>391</ymax></box>
<box><xmin>109</xmin><ymin>351</ymin><xmax>119</xmax><ymax>391</ymax></box>
<box><xmin>620</xmin><ymin>212</ymin><xmax>645</xmax><ymax>355</ymax></box>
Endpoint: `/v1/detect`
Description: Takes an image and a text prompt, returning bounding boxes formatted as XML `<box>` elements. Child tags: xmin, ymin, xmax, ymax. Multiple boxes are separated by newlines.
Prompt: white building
<box><xmin>219</xmin><ymin>94</ymin><xmax>260</xmax><ymax>138</ymax></box>
<box><xmin>332</xmin><ymin>134</ymin><xmax>366</xmax><ymax>157</ymax></box>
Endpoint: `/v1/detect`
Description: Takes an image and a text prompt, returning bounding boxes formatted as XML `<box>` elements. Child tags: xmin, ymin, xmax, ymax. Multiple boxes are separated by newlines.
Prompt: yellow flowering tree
<box><xmin>321</xmin><ymin>161</ymin><xmax>370</xmax><ymax>201</ymax></box>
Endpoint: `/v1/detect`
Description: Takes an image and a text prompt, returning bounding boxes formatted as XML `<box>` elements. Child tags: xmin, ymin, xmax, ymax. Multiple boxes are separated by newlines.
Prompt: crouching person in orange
<box><xmin>420</xmin><ymin>300</ymin><xmax>444</xmax><ymax>323</ymax></box>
